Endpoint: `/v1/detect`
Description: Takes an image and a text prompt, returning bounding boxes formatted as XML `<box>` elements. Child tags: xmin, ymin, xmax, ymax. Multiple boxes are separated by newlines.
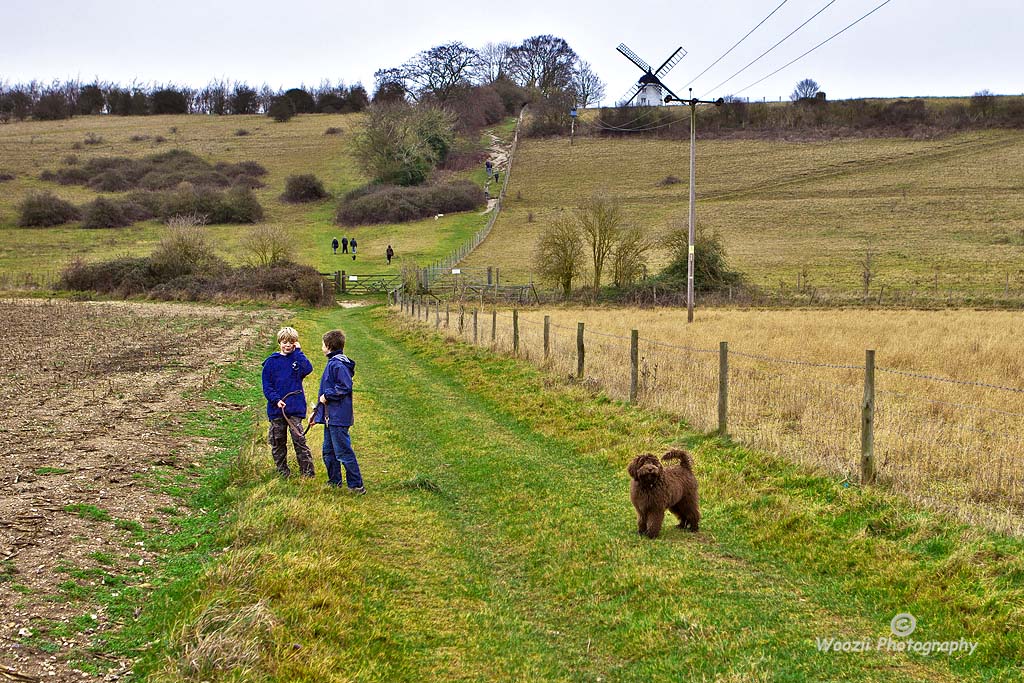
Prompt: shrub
<box><xmin>129</xmin><ymin>134</ymin><xmax>151</xmax><ymax>142</ymax></box>
<box><xmin>63</xmin><ymin>155</ymin><xmax>79</xmax><ymax>165</ymax></box>
<box><xmin>59</xmin><ymin>256</ymin><xmax>156</xmax><ymax>295</ymax></box>
<box><xmin>659</xmin><ymin>175</ymin><xmax>682</xmax><ymax>186</ymax></box>
<box><xmin>655</xmin><ymin>225</ymin><xmax>743</xmax><ymax>293</ymax></box>
<box><xmin>335</xmin><ymin>180</ymin><xmax>484</xmax><ymax>226</ymax></box>
<box><xmin>240</xmin><ymin>224</ymin><xmax>295</xmax><ymax>267</ymax></box>
<box><xmin>281</xmin><ymin>174</ymin><xmax>329</xmax><ymax>202</ymax></box>
<box><xmin>231</xmin><ymin>174</ymin><xmax>265</xmax><ymax>189</ymax></box>
<box><xmin>283</xmin><ymin>88</ymin><xmax>316</xmax><ymax>114</ymax></box>
<box><xmin>88</xmin><ymin>170</ymin><xmax>132</xmax><ymax>192</ymax></box>
<box><xmin>214</xmin><ymin>187</ymin><xmax>263</xmax><ymax>223</ymax></box>
<box><xmin>268</xmin><ymin>97</ymin><xmax>295</xmax><ymax>122</ymax></box>
<box><xmin>151</xmin><ymin>88</ymin><xmax>189</xmax><ymax>115</ymax></box>
<box><xmin>17</xmin><ymin>192</ymin><xmax>81</xmax><ymax>227</ymax></box>
<box><xmin>53</xmin><ymin>167</ymin><xmax>91</xmax><ymax>185</ymax></box>
<box><xmin>353</xmin><ymin>104</ymin><xmax>456</xmax><ymax>185</ymax></box>
<box><xmin>82</xmin><ymin>197</ymin><xmax>132</xmax><ymax>229</ymax></box>
<box><xmin>33</xmin><ymin>93</ymin><xmax>71</xmax><ymax>121</ymax></box>
<box><xmin>149</xmin><ymin>215</ymin><xmax>227</xmax><ymax>280</ymax></box>
<box><xmin>235</xmin><ymin>129</ymin><xmax>250</xmax><ymax>136</ymax></box>
<box><xmin>84</xmin><ymin>133</ymin><xmax>104</xmax><ymax>145</ymax></box>
<box><xmin>0</xmin><ymin>172</ymin><xmax>13</xmax><ymax>182</ymax></box>
<box><xmin>324</xmin><ymin>127</ymin><xmax>343</xmax><ymax>135</ymax></box>
<box><xmin>223</xmin><ymin>262</ymin><xmax>332</xmax><ymax>305</ymax></box>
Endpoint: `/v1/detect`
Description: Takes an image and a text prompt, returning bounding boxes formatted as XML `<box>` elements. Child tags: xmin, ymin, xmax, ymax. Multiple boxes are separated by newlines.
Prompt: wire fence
<box><xmin>394</xmin><ymin>296</ymin><xmax>1024</xmax><ymax>535</ymax></box>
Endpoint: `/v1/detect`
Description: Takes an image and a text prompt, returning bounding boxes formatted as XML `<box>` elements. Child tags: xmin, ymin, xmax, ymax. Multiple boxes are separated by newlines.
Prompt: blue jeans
<box><xmin>323</xmin><ymin>425</ymin><xmax>362</xmax><ymax>489</ymax></box>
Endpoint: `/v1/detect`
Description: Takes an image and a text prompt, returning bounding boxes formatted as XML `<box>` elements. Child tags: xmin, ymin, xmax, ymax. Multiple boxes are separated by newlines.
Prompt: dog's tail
<box><xmin>662</xmin><ymin>448</ymin><xmax>693</xmax><ymax>470</ymax></box>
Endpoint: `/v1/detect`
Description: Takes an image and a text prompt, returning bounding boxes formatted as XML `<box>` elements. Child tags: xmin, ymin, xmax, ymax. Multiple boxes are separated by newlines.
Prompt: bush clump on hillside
<box><xmin>335</xmin><ymin>180</ymin><xmax>484</xmax><ymax>226</ymax></box>
<box><xmin>17</xmin><ymin>192</ymin><xmax>81</xmax><ymax>227</ymax></box>
<box><xmin>653</xmin><ymin>226</ymin><xmax>744</xmax><ymax>293</ymax></box>
<box><xmin>38</xmin><ymin>149</ymin><xmax>266</xmax><ymax>193</ymax></box>
<box><xmin>281</xmin><ymin>174</ymin><xmax>329</xmax><ymax>203</ymax></box>
<box><xmin>59</xmin><ymin>253</ymin><xmax>332</xmax><ymax>306</ymax></box>
<box><xmin>81</xmin><ymin>197</ymin><xmax>132</xmax><ymax>229</ymax></box>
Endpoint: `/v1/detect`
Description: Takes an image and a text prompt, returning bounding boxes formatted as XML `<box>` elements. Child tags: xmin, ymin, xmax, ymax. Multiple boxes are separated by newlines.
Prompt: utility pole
<box><xmin>664</xmin><ymin>88</ymin><xmax>723</xmax><ymax>323</ymax></box>
<box><xmin>569</xmin><ymin>106</ymin><xmax>577</xmax><ymax>146</ymax></box>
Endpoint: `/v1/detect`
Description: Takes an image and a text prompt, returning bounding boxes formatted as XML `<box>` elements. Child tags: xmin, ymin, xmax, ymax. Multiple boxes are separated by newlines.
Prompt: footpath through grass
<box><xmin>140</xmin><ymin>304</ymin><xmax>1024</xmax><ymax>682</ymax></box>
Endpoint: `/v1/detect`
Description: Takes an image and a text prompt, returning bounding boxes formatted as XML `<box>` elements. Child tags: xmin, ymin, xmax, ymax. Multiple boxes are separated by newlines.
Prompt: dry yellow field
<box><xmin>408</xmin><ymin>301</ymin><xmax>1024</xmax><ymax>533</ymax></box>
<box><xmin>467</xmin><ymin>129</ymin><xmax>1024</xmax><ymax>300</ymax></box>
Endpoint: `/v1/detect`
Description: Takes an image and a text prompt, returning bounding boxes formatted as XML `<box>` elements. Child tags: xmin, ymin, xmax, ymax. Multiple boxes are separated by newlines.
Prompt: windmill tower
<box><xmin>616</xmin><ymin>43</ymin><xmax>687</xmax><ymax>106</ymax></box>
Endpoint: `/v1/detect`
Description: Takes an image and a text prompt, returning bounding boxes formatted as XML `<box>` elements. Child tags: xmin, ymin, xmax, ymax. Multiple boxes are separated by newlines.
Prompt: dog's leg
<box><xmin>670</xmin><ymin>503</ymin><xmax>699</xmax><ymax>531</ymax></box>
<box><xmin>644</xmin><ymin>510</ymin><xmax>665</xmax><ymax>539</ymax></box>
<box><xmin>636</xmin><ymin>509</ymin><xmax>648</xmax><ymax>536</ymax></box>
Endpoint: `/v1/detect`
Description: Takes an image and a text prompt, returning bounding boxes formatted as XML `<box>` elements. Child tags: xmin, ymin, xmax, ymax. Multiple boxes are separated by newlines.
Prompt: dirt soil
<box><xmin>0</xmin><ymin>299</ymin><xmax>279</xmax><ymax>682</ymax></box>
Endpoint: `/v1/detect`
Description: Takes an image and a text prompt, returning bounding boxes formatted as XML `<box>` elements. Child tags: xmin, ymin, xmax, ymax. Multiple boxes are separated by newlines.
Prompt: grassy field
<box><xmin>418</xmin><ymin>303</ymin><xmax>1024</xmax><ymax>534</ymax></box>
<box><xmin>117</xmin><ymin>303</ymin><xmax>1024</xmax><ymax>681</ymax></box>
<box><xmin>0</xmin><ymin>113</ymin><xmax>493</xmax><ymax>283</ymax></box>
<box><xmin>466</xmin><ymin>128</ymin><xmax>1024</xmax><ymax>298</ymax></box>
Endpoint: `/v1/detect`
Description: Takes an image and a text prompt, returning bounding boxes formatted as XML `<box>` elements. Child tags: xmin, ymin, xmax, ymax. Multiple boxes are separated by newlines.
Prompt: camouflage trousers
<box><xmin>268</xmin><ymin>417</ymin><xmax>314</xmax><ymax>477</ymax></box>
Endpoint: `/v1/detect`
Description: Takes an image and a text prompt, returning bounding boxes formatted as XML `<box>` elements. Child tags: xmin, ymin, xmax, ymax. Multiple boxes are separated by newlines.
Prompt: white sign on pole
<box><xmin>452</xmin><ymin>269</ymin><xmax>461</xmax><ymax>274</ymax></box>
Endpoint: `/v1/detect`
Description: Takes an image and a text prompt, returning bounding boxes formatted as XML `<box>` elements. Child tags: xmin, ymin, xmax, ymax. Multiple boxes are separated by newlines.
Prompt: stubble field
<box><xmin>0</xmin><ymin>298</ymin><xmax>276</xmax><ymax>681</ymax></box>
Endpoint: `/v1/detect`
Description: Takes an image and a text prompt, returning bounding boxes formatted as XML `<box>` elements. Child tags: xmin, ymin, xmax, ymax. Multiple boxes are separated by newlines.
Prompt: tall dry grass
<box><xmin>405</xmin><ymin>302</ymin><xmax>1024</xmax><ymax>534</ymax></box>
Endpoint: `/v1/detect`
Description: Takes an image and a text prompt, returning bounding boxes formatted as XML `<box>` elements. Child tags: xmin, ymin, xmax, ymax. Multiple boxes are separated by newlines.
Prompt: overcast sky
<box><xmin>3</xmin><ymin>0</ymin><xmax>1021</xmax><ymax>102</ymax></box>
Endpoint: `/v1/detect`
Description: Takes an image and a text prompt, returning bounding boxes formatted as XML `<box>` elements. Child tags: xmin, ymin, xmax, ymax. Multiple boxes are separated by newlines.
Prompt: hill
<box><xmin>466</xmin><ymin>126</ymin><xmax>1024</xmax><ymax>300</ymax></box>
<box><xmin>0</xmin><ymin>113</ymin><xmax>494</xmax><ymax>286</ymax></box>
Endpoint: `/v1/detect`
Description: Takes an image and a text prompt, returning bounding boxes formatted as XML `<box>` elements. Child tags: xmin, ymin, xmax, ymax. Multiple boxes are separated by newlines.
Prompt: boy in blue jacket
<box><xmin>261</xmin><ymin>327</ymin><xmax>315</xmax><ymax>477</ymax></box>
<box><xmin>313</xmin><ymin>329</ymin><xmax>364</xmax><ymax>493</ymax></box>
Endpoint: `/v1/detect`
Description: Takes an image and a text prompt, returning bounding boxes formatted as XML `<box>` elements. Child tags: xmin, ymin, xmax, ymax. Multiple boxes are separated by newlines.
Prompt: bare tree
<box><xmin>536</xmin><ymin>213</ymin><xmax>585</xmax><ymax>296</ymax></box>
<box><xmin>572</xmin><ymin>61</ymin><xmax>605</xmax><ymax>107</ymax></box>
<box><xmin>506</xmin><ymin>34</ymin><xmax>579</xmax><ymax>98</ymax></box>
<box><xmin>576</xmin><ymin>196</ymin><xmax>625</xmax><ymax>290</ymax></box>
<box><xmin>611</xmin><ymin>225</ymin><xmax>654</xmax><ymax>288</ymax></box>
<box><xmin>478</xmin><ymin>42</ymin><xmax>513</xmax><ymax>84</ymax></box>
<box><xmin>790</xmin><ymin>78</ymin><xmax>820</xmax><ymax>101</ymax></box>
<box><xmin>241</xmin><ymin>224</ymin><xmax>295</xmax><ymax>267</ymax></box>
<box><xmin>397</xmin><ymin>42</ymin><xmax>481</xmax><ymax>104</ymax></box>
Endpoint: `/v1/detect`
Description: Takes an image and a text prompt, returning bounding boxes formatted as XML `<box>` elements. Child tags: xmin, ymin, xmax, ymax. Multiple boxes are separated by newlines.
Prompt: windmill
<box><xmin>616</xmin><ymin>43</ymin><xmax>687</xmax><ymax>107</ymax></box>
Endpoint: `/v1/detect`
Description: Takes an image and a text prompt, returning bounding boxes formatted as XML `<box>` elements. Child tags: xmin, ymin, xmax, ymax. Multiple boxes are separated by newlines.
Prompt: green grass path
<box><xmin>147</xmin><ymin>305</ymin><xmax>1023</xmax><ymax>682</ymax></box>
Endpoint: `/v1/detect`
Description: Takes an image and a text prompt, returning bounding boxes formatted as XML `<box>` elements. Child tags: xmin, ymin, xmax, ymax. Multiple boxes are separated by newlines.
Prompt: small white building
<box><xmin>635</xmin><ymin>72</ymin><xmax>663</xmax><ymax>107</ymax></box>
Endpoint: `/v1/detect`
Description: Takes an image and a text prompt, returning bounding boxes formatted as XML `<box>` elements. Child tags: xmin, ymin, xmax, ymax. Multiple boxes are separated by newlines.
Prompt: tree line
<box><xmin>0</xmin><ymin>34</ymin><xmax>606</xmax><ymax>126</ymax></box>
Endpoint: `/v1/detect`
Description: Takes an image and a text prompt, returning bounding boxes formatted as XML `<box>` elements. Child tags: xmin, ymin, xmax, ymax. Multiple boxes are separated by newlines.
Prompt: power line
<box><xmin>698</xmin><ymin>0</ymin><xmax>841</xmax><ymax>98</ymax></box>
<box><xmin>683</xmin><ymin>0</ymin><xmax>791</xmax><ymax>89</ymax></box>
<box><xmin>732</xmin><ymin>0</ymin><xmax>896</xmax><ymax>97</ymax></box>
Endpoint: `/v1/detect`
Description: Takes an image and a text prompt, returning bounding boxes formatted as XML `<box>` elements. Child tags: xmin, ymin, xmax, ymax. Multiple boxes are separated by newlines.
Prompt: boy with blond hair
<box><xmin>261</xmin><ymin>327</ymin><xmax>314</xmax><ymax>477</ymax></box>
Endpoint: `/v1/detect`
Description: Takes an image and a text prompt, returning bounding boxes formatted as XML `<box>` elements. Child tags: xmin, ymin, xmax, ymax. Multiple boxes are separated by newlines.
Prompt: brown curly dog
<box><xmin>628</xmin><ymin>449</ymin><xmax>700</xmax><ymax>538</ymax></box>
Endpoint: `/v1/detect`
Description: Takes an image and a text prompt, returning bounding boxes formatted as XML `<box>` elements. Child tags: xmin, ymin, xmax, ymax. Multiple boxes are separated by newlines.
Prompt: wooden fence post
<box><xmin>491</xmin><ymin>309</ymin><xmax>497</xmax><ymax>343</ymax></box>
<box><xmin>576</xmin><ymin>322</ymin><xmax>585</xmax><ymax>379</ymax></box>
<box><xmin>435</xmin><ymin>301</ymin><xmax>440</xmax><ymax>330</ymax></box>
<box><xmin>543</xmin><ymin>315</ymin><xmax>550</xmax><ymax>360</ymax></box>
<box><xmin>446</xmin><ymin>303</ymin><xmax>450</xmax><ymax>328</ymax></box>
<box><xmin>459</xmin><ymin>306</ymin><xmax>465</xmax><ymax>334</ymax></box>
<box><xmin>718</xmin><ymin>341</ymin><xmax>729</xmax><ymax>435</ymax></box>
<box><xmin>341</xmin><ymin>271</ymin><xmax>347</xmax><ymax>294</ymax></box>
<box><xmin>334</xmin><ymin>270</ymin><xmax>341</xmax><ymax>293</ymax></box>
<box><xmin>473</xmin><ymin>309</ymin><xmax>478</xmax><ymax>343</ymax></box>
<box><xmin>861</xmin><ymin>349</ymin><xmax>876</xmax><ymax>485</ymax></box>
<box><xmin>513</xmin><ymin>309</ymin><xmax>519</xmax><ymax>355</ymax></box>
<box><xmin>412</xmin><ymin>297</ymin><xmax>417</xmax><ymax>318</ymax></box>
<box><xmin>629</xmin><ymin>330</ymin><xmax>639</xmax><ymax>404</ymax></box>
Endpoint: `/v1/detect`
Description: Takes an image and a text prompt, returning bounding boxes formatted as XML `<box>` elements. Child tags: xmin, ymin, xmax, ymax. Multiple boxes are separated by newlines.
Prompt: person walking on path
<box><xmin>385</xmin><ymin>244</ymin><xmax>394</xmax><ymax>265</ymax></box>
<box><xmin>350</xmin><ymin>237</ymin><xmax>358</xmax><ymax>260</ymax></box>
<box><xmin>341</xmin><ymin>236</ymin><xmax>349</xmax><ymax>254</ymax></box>
<box><xmin>261</xmin><ymin>327</ymin><xmax>315</xmax><ymax>478</ymax></box>
<box><xmin>331</xmin><ymin>237</ymin><xmax>339</xmax><ymax>255</ymax></box>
